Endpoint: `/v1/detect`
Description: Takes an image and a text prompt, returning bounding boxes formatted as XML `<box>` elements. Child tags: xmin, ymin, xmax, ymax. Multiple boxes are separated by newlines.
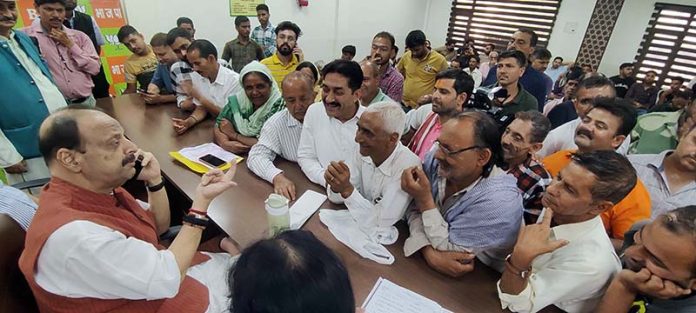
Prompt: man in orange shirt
<box><xmin>543</xmin><ymin>97</ymin><xmax>649</xmax><ymax>249</ymax></box>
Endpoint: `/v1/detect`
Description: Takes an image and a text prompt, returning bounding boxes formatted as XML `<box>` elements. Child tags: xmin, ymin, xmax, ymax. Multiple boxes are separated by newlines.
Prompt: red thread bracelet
<box><xmin>189</xmin><ymin>208</ymin><xmax>207</xmax><ymax>216</ymax></box>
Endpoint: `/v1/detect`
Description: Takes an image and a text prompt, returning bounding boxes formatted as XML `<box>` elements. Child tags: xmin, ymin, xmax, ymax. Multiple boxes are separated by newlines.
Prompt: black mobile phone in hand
<box><xmin>199</xmin><ymin>154</ymin><xmax>226</xmax><ymax>168</ymax></box>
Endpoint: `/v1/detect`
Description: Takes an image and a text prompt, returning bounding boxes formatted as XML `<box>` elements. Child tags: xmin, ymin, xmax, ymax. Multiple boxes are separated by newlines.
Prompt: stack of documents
<box><xmin>169</xmin><ymin>143</ymin><xmax>243</xmax><ymax>173</ymax></box>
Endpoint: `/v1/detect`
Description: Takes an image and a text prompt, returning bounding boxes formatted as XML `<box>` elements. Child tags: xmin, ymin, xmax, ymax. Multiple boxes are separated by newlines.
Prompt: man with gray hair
<box><xmin>325</xmin><ymin>101</ymin><xmax>420</xmax><ymax>244</ymax></box>
<box><xmin>359</xmin><ymin>60</ymin><xmax>393</xmax><ymax>106</ymax></box>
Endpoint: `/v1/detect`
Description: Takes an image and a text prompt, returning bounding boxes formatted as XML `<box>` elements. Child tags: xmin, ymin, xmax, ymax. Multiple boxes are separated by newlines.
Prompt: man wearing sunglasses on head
<box><xmin>401</xmin><ymin>110</ymin><xmax>523</xmax><ymax>277</ymax></box>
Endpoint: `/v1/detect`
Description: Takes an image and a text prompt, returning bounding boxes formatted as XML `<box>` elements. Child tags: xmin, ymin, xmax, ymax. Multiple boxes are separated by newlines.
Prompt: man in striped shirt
<box><xmin>247</xmin><ymin>72</ymin><xmax>315</xmax><ymax>200</ymax></box>
<box><xmin>0</xmin><ymin>181</ymin><xmax>37</xmax><ymax>231</ymax></box>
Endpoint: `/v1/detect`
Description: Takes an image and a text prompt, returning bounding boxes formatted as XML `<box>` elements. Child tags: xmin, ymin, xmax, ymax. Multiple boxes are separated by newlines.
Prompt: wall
<box><xmin>599</xmin><ymin>0</ymin><xmax>695</xmax><ymax>75</ymax></box>
<box><xmin>122</xmin><ymin>0</ymin><xmax>429</xmax><ymax>65</ymax></box>
<box><xmin>546</xmin><ymin>0</ymin><xmax>596</xmax><ymax>62</ymax></box>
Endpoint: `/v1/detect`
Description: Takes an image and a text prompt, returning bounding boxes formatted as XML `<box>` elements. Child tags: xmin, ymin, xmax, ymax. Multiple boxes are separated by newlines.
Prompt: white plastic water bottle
<box><xmin>265</xmin><ymin>193</ymin><xmax>290</xmax><ymax>236</ymax></box>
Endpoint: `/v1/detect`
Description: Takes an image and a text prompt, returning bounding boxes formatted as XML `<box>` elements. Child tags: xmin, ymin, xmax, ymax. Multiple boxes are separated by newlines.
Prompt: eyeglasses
<box><xmin>434</xmin><ymin>140</ymin><xmax>480</xmax><ymax>156</ymax></box>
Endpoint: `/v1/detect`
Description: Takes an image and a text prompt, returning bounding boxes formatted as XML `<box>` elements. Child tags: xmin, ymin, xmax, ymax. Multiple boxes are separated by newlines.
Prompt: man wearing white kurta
<box><xmin>325</xmin><ymin>102</ymin><xmax>420</xmax><ymax>244</ymax></box>
<box><xmin>297</xmin><ymin>59</ymin><xmax>367</xmax><ymax>187</ymax></box>
<box><xmin>498</xmin><ymin>151</ymin><xmax>636</xmax><ymax>313</ymax></box>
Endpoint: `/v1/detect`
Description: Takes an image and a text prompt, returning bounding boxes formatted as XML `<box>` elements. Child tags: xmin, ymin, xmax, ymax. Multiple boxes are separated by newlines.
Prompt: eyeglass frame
<box><xmin>434</xmin><ymin>140</ymin><xmax>481</xmax><ymax>156</ymax></box>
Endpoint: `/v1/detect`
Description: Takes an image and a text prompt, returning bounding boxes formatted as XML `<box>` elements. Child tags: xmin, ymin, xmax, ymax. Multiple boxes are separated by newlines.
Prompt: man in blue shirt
<box><xmin>144</xmin><ymin>32</ymin><xmax>177</xmax><ymax>104</ymax></box>
<box><xmin>0</xmin><ymin>0</ymin><xmax>66</xmax><ymax>183</ymax></box>
<box><xmin>483</xmin><ymin>28</ymin><xmax>548</xmax><ymax>109</ymax></box>
<box><xmin>402</xmin><ymin>111</ymin><xmax>523</xmax><ymax>276</ymax></box>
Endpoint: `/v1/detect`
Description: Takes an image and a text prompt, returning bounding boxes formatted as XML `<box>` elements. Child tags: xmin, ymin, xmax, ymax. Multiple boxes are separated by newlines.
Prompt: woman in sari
<box><xmin>215</xmin><ymin>61</ymin><xmax>285</xmax><ymax>154</ymax></box>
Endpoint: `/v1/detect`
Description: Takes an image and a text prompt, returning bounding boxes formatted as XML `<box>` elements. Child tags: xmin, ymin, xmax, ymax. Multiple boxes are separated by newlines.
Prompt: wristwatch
<box><xmin>505</xmin><ymin>254</ymin><xmax>531</xmax><ymax>279</ymax></box>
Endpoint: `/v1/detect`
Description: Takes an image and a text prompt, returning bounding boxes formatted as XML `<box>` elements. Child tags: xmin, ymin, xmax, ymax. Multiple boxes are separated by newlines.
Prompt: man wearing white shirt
<box><xmin>462</xmin><ymin>55</ymin><xmax>482</xmax><ymax>88</ymax></box>
<box><xmin>20</xmin><ymin>107</ymin><xmax>238</xmax><ymax>313</ymax></box>
<box><xmin>498</xmin><ymin>150</ymin><xmax>635</xmax><ymax>313</ymax></box>
<box><xmin>172</xmin><ymin>39</ymin><xmax>241</xmax><ymax>135</ymax></box>
<box><xmin>538</xmin><ymin>78</ymin><xmax>627</xmax><ymax>157</ymax></box>
<box><xmin>324</xmin><ymin>102</ymin><xmax>420</xmax><ymax>244</ymax></box>
<box><xmin>298</xmin><ymin>60</ymin><xmax>366</xmax><ymax>186</ymax></box>
<box><xmin>247</xmin><ymin>72</ymin><xmax>314</xmax><ymax>200</ymax></box>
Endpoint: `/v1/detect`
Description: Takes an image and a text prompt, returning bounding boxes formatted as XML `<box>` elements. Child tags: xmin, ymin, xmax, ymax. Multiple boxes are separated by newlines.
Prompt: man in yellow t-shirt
<box><xmin>260</xmin><ymin>21</ymin><xmax>302</xmax><ymax>85</ymax></box>
<box><xmin>118</xmin><ymin>25</ymin><xmax>158</xmax><ymax>94</ymax></box>
<box><xmin>397</xmin><ymin>30</ymin><xmax>448</xmax><ymax>109</ymax></box>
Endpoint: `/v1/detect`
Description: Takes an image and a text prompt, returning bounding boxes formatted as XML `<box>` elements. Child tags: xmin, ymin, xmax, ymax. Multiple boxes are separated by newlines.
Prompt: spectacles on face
<box><xmin>434</xmin><ymin>140</ymin><xmax>480</xmax><ymax>156</ymax></box>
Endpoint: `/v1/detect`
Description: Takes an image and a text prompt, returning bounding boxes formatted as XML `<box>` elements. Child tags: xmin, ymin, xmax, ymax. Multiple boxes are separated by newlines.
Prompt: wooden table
<box><xmin>98</xmin><ymin>94</ymin><xmax>506</xmax><ymax>313</ymax></box>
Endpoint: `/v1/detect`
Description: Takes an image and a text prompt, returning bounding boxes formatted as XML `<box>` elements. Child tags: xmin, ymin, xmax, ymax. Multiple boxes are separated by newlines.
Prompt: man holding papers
<box><xmin>325</xmin><ymin>101</ymin><xmax>420</xmax><ymax>245</ymax></box>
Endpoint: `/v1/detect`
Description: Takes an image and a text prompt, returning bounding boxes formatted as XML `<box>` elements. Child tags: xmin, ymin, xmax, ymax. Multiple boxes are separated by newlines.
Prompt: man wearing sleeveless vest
<box><xmin>19</xmin><ymin>106</ymin><xmax>238</xmax><ymax>313</ymax></box>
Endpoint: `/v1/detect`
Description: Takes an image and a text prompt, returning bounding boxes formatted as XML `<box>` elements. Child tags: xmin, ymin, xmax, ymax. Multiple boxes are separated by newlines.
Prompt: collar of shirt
<box><xmin>382</xmin><ymin>64</ymin><xmax>395</xmax><ymax>78</ymax></box>
<box><xmin>644</xmin><ymin>150</ymin><xmax>695</xmax><ymax>194</ymax></box>
<box><xmin>359</xmin><ymin>142</ymin><xmax>407</xmax><ymax>177</ymax></box>
<box><xmin>257</xmin><ymin>22</ymin><xmax>274</xmax><ymax>31</ymax></box>
<box><xmin>286</xmin><ymin>110</ymin><xmax>301</xmax><ymax>127</ymax></box>
<box><xmin>200</xmin><ymin>65</ymin><xmax>232</xmax><ymax>86</ymax></box>
<box><xmin>0</xmin><ymin>30</ymin><xmax>14</xmax><ymax>41</ymax></box>
<box><xmin>329</xmin><ymin>103</ymin><xmax>365</xmax><ymax>124</ymax></box>
<box><xmin>269</xmin><ymin>52</ymin><xmax>299</xmax><ymax>66</ymax></box>
<box><xmin>437</xmin><ymin>174</ymin><xmax>483</xmax><ymax>206</ymax></box>
<box><xmin>549</xmin><ymin>212</ymin><xmax>605</xmax><ymax>242</ymax></box>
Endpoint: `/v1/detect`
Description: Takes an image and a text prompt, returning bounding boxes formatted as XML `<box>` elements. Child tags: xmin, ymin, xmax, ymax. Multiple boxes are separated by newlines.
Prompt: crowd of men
<box><xmin>1</xmin><ymin>0</ymin><xmax>696</xmax><ymax>312</ymax></box>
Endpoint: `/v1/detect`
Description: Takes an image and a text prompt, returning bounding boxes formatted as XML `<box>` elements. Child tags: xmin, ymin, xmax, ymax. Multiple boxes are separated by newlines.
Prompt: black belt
<box><xmin>68</xmin><ymin>97</ymin><xmax>89</xmax><ymax>103</ymax></box>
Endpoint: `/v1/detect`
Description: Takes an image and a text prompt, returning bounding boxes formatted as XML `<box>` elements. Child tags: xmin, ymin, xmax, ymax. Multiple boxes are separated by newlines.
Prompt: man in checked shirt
<box><xmin>500</xmin><ymin>111</ymin><xmax>553</xmax><ymax>224</ymax></box>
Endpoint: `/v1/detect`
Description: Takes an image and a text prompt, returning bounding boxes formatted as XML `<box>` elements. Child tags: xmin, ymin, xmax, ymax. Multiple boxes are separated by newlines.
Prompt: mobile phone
<box><xmin>137</xmin><ymin>88</ymin><xmax>151</xmax><ymax>95</ymax></box>
<box><xmin>199</xmin><ymin>154</ymin><xmax>227</xmax><ymax>168</ymax></box>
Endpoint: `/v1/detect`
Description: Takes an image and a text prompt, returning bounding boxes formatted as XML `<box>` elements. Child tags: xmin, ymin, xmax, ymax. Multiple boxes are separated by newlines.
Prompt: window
<box><xmin>633</xmin><ymin>3</ymin><xmax>696</xmax><ymax>86</ymax></box>
<box><xmin>446</xmin><ymin>0</ymin><xmax>563</xmax><ymax>52</ymax></box>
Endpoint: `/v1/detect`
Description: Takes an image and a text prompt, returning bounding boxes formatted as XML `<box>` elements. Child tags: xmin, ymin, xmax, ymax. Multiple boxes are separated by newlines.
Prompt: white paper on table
<box><xmin>362</xmin><ymin>277</ymin><xmax>452</xmax><ymax>313</ymax></box>
<box><xmin>178</xmin><ymin>143</ymin><xmax>241</xmax><ymax>164</ymax></box>
<box><xmin>209</xmin><ymin>190</ymin><xmax>327</xmax><ymax>238</ymax></box>
<box><xmin>289</xmin><ymin>190</ymin><xmax>327</xmax><ymax>230</ymax></box>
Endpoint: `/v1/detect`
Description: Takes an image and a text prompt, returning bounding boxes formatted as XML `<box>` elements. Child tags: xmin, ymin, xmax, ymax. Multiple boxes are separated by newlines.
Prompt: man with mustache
<box><xmin>23</xmin><ymin>0</ymin><xmax>101</xmax><ymax>107</ymax></box>
<box><xmin>297</xmin><ymin>59</ymin><xmax>366</xmax><ymax>187</ymax></box>
<box><xmin>403</xmin><ymin>69</ymin><xmax>474</xmax><ymax>161</ymax></box>
<box><xmin>596</xmin><ymin>206</ymin><xmax>696</xmax><ymax>313</ymax></box>
<box><xmin>402</xmin><ymin>111</ymin><xmax>523</xmax><ymax>277</ymax></box>
<box><xmin>19</xmin><ymin>106</ymin><xmax>239</xmax><ymax>313</ymax></box>
<box><xmin>543</xmin><ymin>97</ymin><xmax>650</xmax><ymax>249</ymax></box>
<box><xmin>117</xmin><ymin>25</ymin><xmax>158</xmax><ymax>95</ymax></box>
<box><xmin>628</xmin><ymin>123</ymin><xmax>696</xmax><ymax>219</ymax></box>
<box><xmin>501</xmin><ymin>111</ymin><xmax>552</xmax><ymax>224</ymax></box>
<box><xmin>172</xmin><ymin>40</ymin><xmax>241</xmax><ymax>135</ymax></box>
<box><xmin>499</xmin><ymin>151</ymin><xmax>632</xmax><ymax>313</ymax></box>
<box><xmin>0</xmin><ymin>0</ymin><xmax>66</xmax><ymax>183</ymax></box>
<box><xmin>370</xmin><ymin>31</ymin><xmax>403</xmax><ymax>103</ymax></box>
<box><xmin>260</xmin><ymin>21</ymin><xmax>302</xmax><ymax>86</ymax></box>
<box><xmin>325</xmin><ymin>101</ymin><xmax>420</xmax><ymax>244</ymax></box>
<box><xmin>248</xmin><ymin>72</ymin><xmax>315</xmax><ymax>200</ymax></box>
<box><xmin>539</xmin><ymin>76</ymin><xmax>632</xmax><ymax>157</ymax></box>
